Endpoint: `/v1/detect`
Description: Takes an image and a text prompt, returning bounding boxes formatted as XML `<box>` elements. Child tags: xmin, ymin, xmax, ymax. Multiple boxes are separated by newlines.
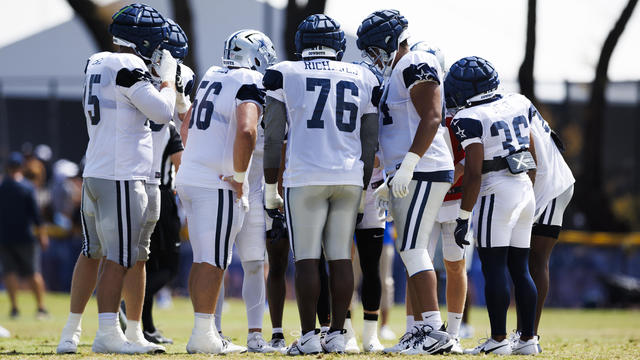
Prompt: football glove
<box><xmin>266</xmin><ymin>208</ymin><xmax>287</xmax><ymax>242</ymax></box>
<box><xmin>265</xmin><ymin>183</ymin><xmax>284</xmax><ymax>210</ymax></box>
<box><xmin>175</xmin><ymin>65</ymin><xmax>191</xmax><ymax>114</ymax></box>
<box><xmin>389</xmin><ymin>152</ymin><xmax>420</xmax><ymax>198</ymax></box>
<box><xmin>374</xmin><ymin>178</ymin><xmax>390</xmax><ymax>212</ymax></box>
<box><xmin>454</xmin><ymin>217</ymin><xmax>471</xmax><ymax>249</ymax></box>
<box><xmin>158</xmin><ymin>49</ymin><xmax>177</xmax><ymax>83</ymax></box>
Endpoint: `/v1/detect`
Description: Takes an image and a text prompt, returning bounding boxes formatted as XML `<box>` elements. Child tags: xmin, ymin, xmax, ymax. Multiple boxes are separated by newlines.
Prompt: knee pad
<box><xmin>399</xmin><ymin>248</ymin><xmax>433</xmax><ymax>277</ymax></box>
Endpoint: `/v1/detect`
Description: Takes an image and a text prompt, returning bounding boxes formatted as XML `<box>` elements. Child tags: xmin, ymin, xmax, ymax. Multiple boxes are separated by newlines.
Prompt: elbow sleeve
<box><xmin>263</xmin><ymin>96</ymin><xmax>287</xmax><ymax>170</ymax></box>
<box><xmin>360</xmin><ymin>112</ymin><xmax>379</xmax><ymax>188</ymax></box>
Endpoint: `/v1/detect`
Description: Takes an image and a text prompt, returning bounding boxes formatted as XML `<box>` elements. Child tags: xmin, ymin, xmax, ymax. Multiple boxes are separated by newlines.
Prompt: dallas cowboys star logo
<box><xmin>456</xmin><ymin>127</ymin><xmax>466</xmax><ymax>139</ymax></box>
<box><xmin>416</xmin><ymin>66</ymin><xmax>432</xmax><ymax>81</ymax></box>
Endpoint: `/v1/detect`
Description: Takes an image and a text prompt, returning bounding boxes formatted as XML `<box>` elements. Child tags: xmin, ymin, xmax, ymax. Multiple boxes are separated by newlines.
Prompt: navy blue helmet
<box><xmin>356</xmin><ymin>10</ymin><xmax>408</xmax><ymax>76</ymax></box>
<box><xmin>161</xmin><ymin>19</ymin><xmax>188</xmax><ymax>61</ymax></box>
<box><xmin>444</xmin><ymin>56</ymin><xmax>500</xmax><ymax>108</ymax></box>
<box><xmin>109</xmin><ymin>3</ymin><xmax>168</xmax><ymax>60</ymax></box>
<box><xmin>295</xmin><ymin>14</ymin><xmax>346</xmax><ymax>61</ymax></box>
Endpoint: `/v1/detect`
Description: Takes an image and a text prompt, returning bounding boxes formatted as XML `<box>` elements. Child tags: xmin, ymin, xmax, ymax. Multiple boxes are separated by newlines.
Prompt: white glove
<box><xmin>265</xmin><ymin>183</ymin><xmax>284</xmax><ymax>209</ymax></box>
<box><xmin>157</xmin><ymin>49</ymin><xmax>177</xmax><ymax>83</ymax></box>
<box><xmin>389</xmin><ymin>152</ymin><xmax>420</xmax><ymax>198</ymax></box>
<box><xmin>374</xmin><ymin>179</ymin><xmax>390</xmax><ymax>212</ymax></box>
<box><xmin>175</xmin><ymin>64</ymin><xmax>191</xmax><ymax>114</ymax></box>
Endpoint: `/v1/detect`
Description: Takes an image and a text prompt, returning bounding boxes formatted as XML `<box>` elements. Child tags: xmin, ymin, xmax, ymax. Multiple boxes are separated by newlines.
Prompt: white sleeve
<box><xmin>126</xmin><ymin>82</ymin><xmax>176</xmax><ymax>124</ymax></box>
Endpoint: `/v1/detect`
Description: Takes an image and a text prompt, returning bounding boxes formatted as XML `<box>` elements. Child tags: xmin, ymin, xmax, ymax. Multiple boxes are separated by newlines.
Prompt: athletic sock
<box><xmin>406</xmin><ymin>315</ymin><xmax>415</xmax><ymax>333</ymax></box>
<box><xmin>241</xmin><ymin>260</ymin><xmax>266</xmax><ymax>330</ymax></box>
<box><xmin>362</xmin><ymin>319</ymin><xmax>378</xmax><ymax>342</ymax></box>
<box><xmin>447</xmin><ymin>312</ymin><xmax>463</xmax><ymax>337</ymax></box>
<box><xmin>214</xmin><ymin>282</ymin><xmax>224</xmax><ymax>331</ymax></box>
<box><xmin>97</xmin><ymin>312</ymin><xmax>118</xmax><ymax>332</ymax></box>
<box><xmin>64</xmin><ymin>312</ymin><xmax>82</xmax><ymax>333</ymax></box>
<box><xmin>194</xmin><ymin>312</ymin><xmax>213</xmax><ymax>332</ymax></box>
<box><xmin>421</xmin><ymin>311</ymin><xmax>443</xmax><ymax>331</ymax></box>
<box><xmin>125</xmin><ymin>319</ymin><xmax>142</xmax><ymax>340</ymax></box>
<box><xmin>363</xmin><ymin>312</ymin><xmax>378</xmax><ymax>321</ymax></box>
<box><xmin>272</xmin><ymin>328</ymin><xmax>284</xmax><ymax>340</ymax></box>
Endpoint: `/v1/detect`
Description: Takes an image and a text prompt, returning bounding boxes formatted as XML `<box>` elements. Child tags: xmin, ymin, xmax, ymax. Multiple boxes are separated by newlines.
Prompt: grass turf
<box><xmin>0</xmin><ymin>292</ymin><xmax>638</xmax><ymax>359</ymax></box>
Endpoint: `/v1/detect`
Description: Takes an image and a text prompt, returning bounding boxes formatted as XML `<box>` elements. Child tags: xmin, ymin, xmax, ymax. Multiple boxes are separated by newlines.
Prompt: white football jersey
<box><xmin>451</xmin><ymin>93</ymin><xmax>534</xmax><ymax>194</ymax></box>
<box><xmin>264</xmin><ymin>59</ymin><xmax>379</xmax><ymax>187</ymax></box>
<box><xmin>528</xmin><ymin>104</ymin><xmax>575</xmax><ymax>211</ymax></box>
<box><xmin>82</xmin><ymin>51</ymin><xmax>175</xmax><ymax>181</ymax></box>
<box><xmin>176</xmin><ymin>66</ymin><xmax>264</xmax><ymax>190</ymax></box>
<box><xmin>378</xmin><ymin>51</ymin><xmax>453</xmax><ymax>179</ymax></box>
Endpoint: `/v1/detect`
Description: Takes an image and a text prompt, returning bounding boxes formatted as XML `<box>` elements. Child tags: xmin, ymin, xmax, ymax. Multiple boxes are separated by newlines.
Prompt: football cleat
<box><xmin>383</xmin><ymin>330</ymin><xmax>415</xmax><ymax>353</ymax></box>
<box><xmin>450</xmin><ymin>337</ymin><xmax>464</xmax><ymax>354</ymax></box>
<box><xmin>247</xmin><ymin>332</ymin><xmax>276</xmax><ymax>353</ymax></box>
<box><xmin>363</xmin><ymin>335</ymin><xmax>384</xmax><ymax>353</ymax></box>
<box><xmin>379</xmin><ymin>325</ymin><xmax>396</xmax><ymax>340</ymax></box>
<box><xmin>186</xmin><ymin>329</ymin><xmax>223</xmax><ymax>354</ymax></box>
<box><xmin>92</xmin><ymin>328</ymin><xmax>157</xmax><ymax>354</ymax></box>
<box><xmin>0</xmin><ymin>325</ymin><xmax>9</xmax><ymax>338</ymax></box>
<box><xmin>219</xmin><ymin>334</ymin><xmax>247</xmax><ymax>354</ymax></box>
<box><xmin>56</xmin><ymin>326</ymin><xmax>81</xmax><ymax>354</ymax></box>
<box><xmin>286</xmin><ymin>329</ymin><xmax>322</xmax><ymax>355</ymax></box>
<box><xmin>512</xmin><ymin>337</ymin><xmax>540</xmax><ymax>355</ymax></box>
<box><xmin>464</xmin><ymin>338</ymin><xmax>512</xmax><ymax>355</ymax></box>
<box><xmin>321</xmin><ymin>329</ymin><xmax>346</xmax><ymax>354</ymax></box>
<box><xmin>268</xmin><ymin>337</ymin><xmax>287</xmax><ymax>353</ymax></box>
<box><xmin>459</xmin><ymin>322</ymin><xmax>475</xmax><ymax>339</ymax></box>
<box><xmin>401</xmin><ymin>326</ymin><xmax>454</xmax><ymax>355</ymax></box>
<box><xmin>143</xmin><ymin>329</ymin><xmax>173</xmax><ymax>344</ymax></box>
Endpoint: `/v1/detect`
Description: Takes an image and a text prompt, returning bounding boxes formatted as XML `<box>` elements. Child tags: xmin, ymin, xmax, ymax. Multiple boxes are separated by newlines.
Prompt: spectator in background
<box><xmin>0</xmin><ymin>152</ymin><xmax>49</xmax><ymax>319</ymax></box>
<box><xmin>378</xmin><ymin>221</ymin><xmax>396</xmax><ymax>341</ymax></box>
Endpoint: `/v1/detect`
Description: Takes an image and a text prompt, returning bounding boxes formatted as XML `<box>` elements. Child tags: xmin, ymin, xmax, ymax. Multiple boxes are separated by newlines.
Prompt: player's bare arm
<box><xmin>408</xmin><ymin>81</ymin><xmax>442</xmax><ymax>157</ymax></box>
<box><xmin>460</xmin><ymin>143</ymin><xmax>483</xmax><ymax>213</ymax></box>
<box><xmin>528</xmin><ymin>131</ymin><xmax>537</xmax><ymax>185</ymax></box>
<box><xmin>224</xmin><ymin>101</ymin><xmax>259</xmax><ymax>199</ymax></box>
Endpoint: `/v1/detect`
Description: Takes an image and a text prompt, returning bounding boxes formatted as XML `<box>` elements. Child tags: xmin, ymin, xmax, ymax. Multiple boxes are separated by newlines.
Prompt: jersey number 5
<box><xmin>83</xmin><ymin>74</ymin><xmax>101</xmax><ymax>125</ymax></box>
<box><xmin>306</xmin><ymin>77</ymin><xmax>359</xmax><ymax>133</ymax></box>
<box><xmin>190</xmin><ymin>81</ymin><xmax>223</xmax><ymax>130</ymax></box>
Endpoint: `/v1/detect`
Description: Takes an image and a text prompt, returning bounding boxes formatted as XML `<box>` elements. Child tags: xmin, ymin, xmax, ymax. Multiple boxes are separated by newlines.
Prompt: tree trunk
<box><xmin>284</xmin><ymin>0</ymin><xmax>327</xmax><ymax>60</ymax></box>
<box><xmin>580</xmin><ymin>0</ymin><xmax>638</xmax><ymax>231</ymax></box>
<box><xmin>66</xmin><ymin>0</ymin><xmax>115</xmax><ymax>52</ymax></box>
<box><xmin>170</xmin><ymin>0</ymin><xmax>198</xmax><ymax>77</ymax></box>
<box><xmin>518</xmin><ymin>0</ymin><xmax>537</xmax><ymax>104</ymax></box>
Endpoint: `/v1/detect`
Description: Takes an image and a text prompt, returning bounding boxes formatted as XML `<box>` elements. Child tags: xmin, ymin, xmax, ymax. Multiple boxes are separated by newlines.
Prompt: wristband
<box><xmin>458</xmin><ymin>209</ymin><xmax>471</xmax><ymax>220</ymax></box>
<box><xmin>233</xmin><ymin>171</ymin><xmax>246</xmax><ymax>183</ymax></box>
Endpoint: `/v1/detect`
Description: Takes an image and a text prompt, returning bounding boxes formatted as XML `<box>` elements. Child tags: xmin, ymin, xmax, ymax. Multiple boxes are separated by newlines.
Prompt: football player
<box><xmin>175</xmin><ymin>29</ymin><xmax>274</xmax><ymax>354</ymax></box>
<box><xmin>210</xmin><ymin>30</ymin><xmax>278</xmax><ymax>353</ymax></box>
<box><xmin>410</xmin><ymin>41</ymin><xmax>469</xmax><ymax>354</ymax></box>
<box><xmin>140</xmin><ymin>18</ymin><xmax>194</xmax><ymax>345</ymax></box>
<box><xmin>263</xmin><ymin>14</ymin><xmax>379</xmax><ymax>354</ymax></box>
<box><xmin>511</xmin><ymin>92</ymin><xmax>575</xmax><ymax>352</ymax></box>
<box><xmin>357</xmin><ymin>10</ymin><xmax>455</xmax><ymax>355</ymax></box>
<box><xmin>447</xmin><ymin>56</ymin><xmax>539</xmax><ymax>355</ymax></box>
<box><xmin>57</xmin><ymin>3</ymin><xmax>177</xmax><ymax>354</ymax></box>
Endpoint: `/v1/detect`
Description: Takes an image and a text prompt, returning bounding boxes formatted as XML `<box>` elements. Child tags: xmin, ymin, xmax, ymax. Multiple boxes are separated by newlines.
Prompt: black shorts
<box><xmin>147</xmin><ymin>188</ymin><xmax>181</xmax><ymax>274</ymax></box>
<box><xmin>0</xmin><ymin>242</ymin><xmax>39</xmax><ymax>276</ymax></box>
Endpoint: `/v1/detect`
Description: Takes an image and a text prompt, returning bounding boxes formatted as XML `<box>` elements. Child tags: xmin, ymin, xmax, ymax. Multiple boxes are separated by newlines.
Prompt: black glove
<box><xmin>175</xmin><ymin>64</ymin><xmax>184</xmax><ymax>94</ymax></box>
<box><xmin>454</xmin><ymin>217</ymin><xmax>471</xmax><ymax>249</ymax></box>
<box><xmin>265</xmin><ymin>208</ymin><xmax>287</xmax><ymax>243</ymax></box>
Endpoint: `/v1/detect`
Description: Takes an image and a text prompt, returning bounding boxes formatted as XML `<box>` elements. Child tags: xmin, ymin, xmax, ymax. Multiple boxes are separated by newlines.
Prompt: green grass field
<box><xmin>0</xmin><ymin>292</ymin><xmax>638</xmax><ymax>359</ymax></box>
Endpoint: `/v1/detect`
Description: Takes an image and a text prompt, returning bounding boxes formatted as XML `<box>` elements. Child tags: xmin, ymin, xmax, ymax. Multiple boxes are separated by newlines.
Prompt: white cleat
<box><xmin>219</xmin><ymin>334</ymin><xmax>247</xmax><ymax>354</ymax></box>
<box><xmin>379</xmin><ymin>325</ymin><xmax>396</xmax><ymax>340</ymax></box>
<box><xmin>56</xmin><ymin>327</ymin><xmax>81</xmax><ymax>354</ymax></box>
<box><xmin>402</xmin><ymin>327</ymin><xmax>454</xmax><ymax>355</ymax></box>
<box><xmin>247</xmin><ymin>332</ymin><xmax>276</xmax><ymax>353</ymax></box>
<box><xmin>459</xmin><ymin>322</ymin><xmax>474</xmax><ymax>339</ymax></box>
<box><xmin>0</xmin><ymin>325</ymin><xmax>10</xmax><ymax>338</ymax></box>
<box><xmin>344</xmin><ymin>325</ymin><xmax>360</xmax><ymax>353</ymax></box>
<box><xmin>363</xmin><ymin>334</ymin><xmax>384</xmax><ymax>353</ymax></box>
<box><xmin>186</xmin><ymin>329</ymin><xmax>223</xmax><ymax>354</ymax></box>
<box><xmin>465</xmin><ymin>338</ymin><xmax>512</xmax><ymax>355</ymax></box>
<box><xmin>321</xmin><ymin>329</ymin><xmax>346</xmax><ymax>354</ymax></box>
<box><xmin>383</xmin><ymin>330</ymin><xmax>415</xmax><ymax>353</ymax></box>
<box><xmin>512</xmin><ymin>337</ymin><xmax>540</xmax><ymax>355</ymax></box>
<box><xmin>286</xmin><ymin>329</ymin><xmax>322</xmax><ymax>355</ymax></box>
<box><xmin>450</xmin><ymin>337</ymin><xmax>463</xmax><ymax>354</ymax></box>
<box><xmin>268</xmin><ymin>337</ymin><xmax>287</xmax><ymax>353</ymax></box>
<box><xmin>92</xmin><ymin>328</ymin><xmax>152</xmax><ymax>354</ymax></box>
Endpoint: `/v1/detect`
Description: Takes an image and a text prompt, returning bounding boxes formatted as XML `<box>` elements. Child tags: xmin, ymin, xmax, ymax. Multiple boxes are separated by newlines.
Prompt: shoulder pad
<box><xmin>236</xmin><ymin>84</ymin><xmax>266</xmax><ymax>106</ymax></box>
<box><xmin>116</xmin><ymin>68</ymin><xmax>152</xmax><ymax>88</ymax></box>
<box><xmin>263</xmin><ymin>69</ymin><xmax>283</xmax><ymax>91</ymax></box>
<box><xmin>403</xmin><ymin>62</ymin><xmax>440</xmax><ymax>89</ymax></box>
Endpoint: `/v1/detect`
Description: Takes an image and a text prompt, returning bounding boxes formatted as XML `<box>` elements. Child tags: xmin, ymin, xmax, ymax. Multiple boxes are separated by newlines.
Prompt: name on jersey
<box><xmin>304</xmin><ymin>60</ymin><xmax>359</xmax><ymax>75</ymax></box>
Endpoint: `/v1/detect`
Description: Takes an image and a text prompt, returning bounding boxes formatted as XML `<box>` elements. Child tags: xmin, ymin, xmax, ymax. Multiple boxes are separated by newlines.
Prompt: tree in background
<box><xmin>169</xmin><ymin>0</ymin><xmax>198</xmax><ymax>78</ymax></box>
<box><xmin>284</xmin><ymin>0</ymin><xmax>327</xmax><ymax>60</ymax></box>
<box><xmin>518</xmin><ymin>0</ymin><xmax>537</xmax><ymax>105</ymax></box>
<box><xmin>579</xmin><ymin>0</ymin><xmax>638</xmax><ymax>231</ymax></box>
<box><xmin>66</xmin><ymin>0</ymin><xmax>116</xmax><ymax>52</ymax></box>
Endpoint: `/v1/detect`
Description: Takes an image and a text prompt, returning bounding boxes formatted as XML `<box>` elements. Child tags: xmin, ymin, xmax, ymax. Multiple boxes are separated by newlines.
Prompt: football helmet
<box><xmin>444</xmin><ymin>56</ymin><xmax>500</xmax><ymax>108</ymax></box>
<box><xmin>356</xmin><ymin>9</ymin><xmax>409</xmax><ymax>77</ymax></box>
<box><xmin>410</xmin><ymin>41</ymin><xmax>445</xmax><ymax>74</ymax></box>
<box><xmin>222</xmin><ymin>30</ymin><xmax>277</xmax><ymax>74</ymax></box>
<box><xmin>109</xmin><ymin>3</ymin><xmax>168</xmax><ymax>60</ymax></box>
<box><xmin>295</xmin><ymin>14</ymin><xmax>346</xmax><ymax>61</ymax></box>
<box><xmin>162</xmin><ymin>19</ymin><xmax>188</xmax><ymax>61</ymax></box>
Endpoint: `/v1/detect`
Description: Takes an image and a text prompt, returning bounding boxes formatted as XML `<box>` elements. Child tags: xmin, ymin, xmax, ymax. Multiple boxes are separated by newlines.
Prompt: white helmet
<box><xmin>410</xmin><ymin>41</ymin><xmax>446</xmax><ymax>74</ymax></box>
<box><xmin>222</xmin><ymin>29</ymin><xmax>277</xmax><ymax>74</ymax></box>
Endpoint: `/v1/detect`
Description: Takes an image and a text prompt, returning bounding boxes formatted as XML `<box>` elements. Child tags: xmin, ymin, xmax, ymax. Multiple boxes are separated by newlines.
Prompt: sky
<box><xmin>0</xmin><ymin>0</ymin><xmax>638</xmax><ymax>83</ymax></box>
